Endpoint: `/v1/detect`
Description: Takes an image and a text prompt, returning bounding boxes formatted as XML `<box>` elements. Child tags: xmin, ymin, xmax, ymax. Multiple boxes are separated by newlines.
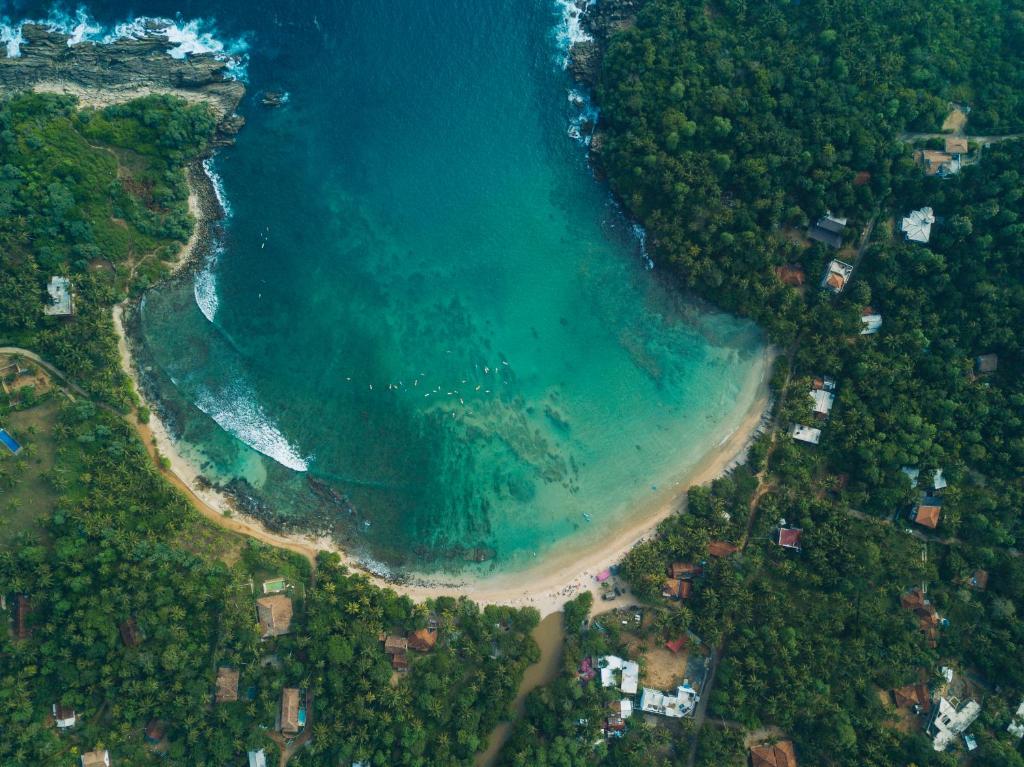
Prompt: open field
<box><xmin>0</xmin><ymin>399</ymin><xmax>61</xmax><ymax>546</ymax></box>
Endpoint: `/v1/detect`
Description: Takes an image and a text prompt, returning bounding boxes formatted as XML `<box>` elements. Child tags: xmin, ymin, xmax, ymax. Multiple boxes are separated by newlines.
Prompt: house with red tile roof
<box><xmin>749</xmin><ymin>739</ymin><xmax>797</xmax><ymax>767</ymax></box>
<box><xmin>777</xmin><ymin>527</ymin><xmax>802</xmax><ymax>550</ymax></box>
<box><xmin>708</xmin><ymin>540</ymin><xmax>738</xmax><ymax>557</ymax></box>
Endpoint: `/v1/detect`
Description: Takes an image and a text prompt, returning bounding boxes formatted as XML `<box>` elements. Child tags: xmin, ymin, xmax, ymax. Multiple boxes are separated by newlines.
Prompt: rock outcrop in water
<box><xmin>0</xmin><ymin>24</ymin><xmax>246</xmax><ymax>142</ymax></box>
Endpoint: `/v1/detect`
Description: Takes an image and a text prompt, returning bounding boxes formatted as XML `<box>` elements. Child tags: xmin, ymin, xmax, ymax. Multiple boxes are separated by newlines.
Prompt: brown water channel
<box><xmin>476</xmin><ymin>612</ymin><xmax>566</xmax><ymax>766</ymax></box>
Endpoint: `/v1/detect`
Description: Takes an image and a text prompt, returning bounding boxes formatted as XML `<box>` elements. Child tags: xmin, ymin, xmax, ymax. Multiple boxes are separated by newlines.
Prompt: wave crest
<box><xmin>193</xmin><ymin>245</ymin><xmax>221</xmax><ymax>323</ymax></box>
<box><xmin>194</xmin><ymin>383</ymin><xmax>310</xmax><ymax>472</ymax></box>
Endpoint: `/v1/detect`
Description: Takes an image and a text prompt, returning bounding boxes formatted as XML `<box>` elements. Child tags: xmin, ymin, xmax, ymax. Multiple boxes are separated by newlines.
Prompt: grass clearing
<box><xmin>0</xmin><ymin>398</ymin><xmax>62</xmax><ymax>546</ymax></box>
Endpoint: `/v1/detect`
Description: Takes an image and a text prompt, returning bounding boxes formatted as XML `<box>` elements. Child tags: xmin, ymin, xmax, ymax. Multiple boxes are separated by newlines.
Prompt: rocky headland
<box><xmin>0</xmin><ymin>24</ymin><xmax>246</xmax><ymax>142</ymax></box>
<box><xmin>568</xmin><ymin>0</ymin><xmax>643</xmax><ymax>159</ymax></box>
<box><xmin>568</xmin><ymin>0</ymin><xmax>643</xmax><ymax>86</ymax></box>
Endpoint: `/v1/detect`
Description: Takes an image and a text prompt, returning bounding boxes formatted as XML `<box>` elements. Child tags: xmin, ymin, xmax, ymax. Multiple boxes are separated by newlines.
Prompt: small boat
<box><xmin>582</xmin><ymin>512</ymin><xmax>592</xmax><ymax>522</ymax></box>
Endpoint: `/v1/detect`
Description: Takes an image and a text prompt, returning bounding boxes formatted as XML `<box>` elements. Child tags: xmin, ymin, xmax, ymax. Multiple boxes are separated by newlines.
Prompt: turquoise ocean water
<box><xmin>14</xmin><ymin>1</ymin><xmax>766</xmax><ymax>574</ymax></box>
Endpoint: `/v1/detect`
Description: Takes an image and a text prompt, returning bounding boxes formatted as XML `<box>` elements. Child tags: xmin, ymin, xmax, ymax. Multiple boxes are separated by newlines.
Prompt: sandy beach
<box><xmin>115</xmin><ymin>235</ymin><xmax>775</xmax><ymax>619</ymax></box>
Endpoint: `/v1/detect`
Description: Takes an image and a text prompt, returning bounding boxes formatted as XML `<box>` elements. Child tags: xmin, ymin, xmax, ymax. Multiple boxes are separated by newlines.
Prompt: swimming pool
<box><xmin>262</xmin><ymin>578</ymin><xmax>287</xmax><ymax>594</ymax></box>
<box><xmin>0</xmin><ymin>428</ymin><xmax>21</xmax><ymax>454</ymax></box>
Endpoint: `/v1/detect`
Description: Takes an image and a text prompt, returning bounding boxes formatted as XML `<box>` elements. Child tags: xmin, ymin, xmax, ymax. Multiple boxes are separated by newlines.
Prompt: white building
<box><xmin>810</xmin><ymin>388</ymin><xmax>835</xmax><ymax>417</ymax></box>
<box><xmin>901</xmin><ymin>467</ymin><xmax>946</xmax><ymax>491</ymax></box>
<box><xmin>860</xmin><ymin>312</ymin><xmax>882</xmax><ymax>335</ymax></box>
<box><xmin>930</xmin><ymin>697</ymin><xmax>981</xmax><ymax>751</ymax></box>
<box><xmin>52</xmin><ymin>703</ymin><xmax>76</xmax><ymax>730</ymax></box>
<box><xmin>791</xmin><ymin>424</ymin><xmax>822</xmax><ymax>444</ymax></box>
<box><xmin>1008</xmin><ymin>700</ymin><xmax>1024</xmax><ymax>738</ymax></box>
<box><xmin>44</xmin><ymin>276</ymin><xmax>74</xmax><ymax>316</ymax></box>
<box><xmin>901</xmin><ymin>207</ymin><xmax>935</xmax><ymax>243</ymax></box>
<box><xmin>248</xmin><ymin>751</ymin><xmax>267</xmax><ymax>767</ymax></box>
<box><xmin>599</xmin><ymin>655</ymin><xmax>639</xmax><ymax>696</ymax></box>
<box><xmin>639</xmin><ymin>683</ymin><xmax>699</xmax><ymax>718</ymax></box>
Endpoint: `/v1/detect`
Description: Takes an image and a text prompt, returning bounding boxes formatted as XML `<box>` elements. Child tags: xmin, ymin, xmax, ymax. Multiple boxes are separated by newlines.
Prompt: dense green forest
<box><xmin>0</xmin><ymin>400</ymin><xmax>538</xmax><ymax>765</ymax></box>
<box><xmin>0</xmin><ymin>92</ymin><xmax>213</xmax><ymax>408</ymax></box>
<box><xmin>595</xmin><ymin>0</ymin><xmax>1024</xmax><ymax>335</ymax></box>
<box><xmin>0</xmin><ymin>93</ymin><xmax>539</xmax><ymax>766</ymax></box>
<box><xmin>510</xmin><ymin>0</ymin><xmax>1024</xmax><ymax>764</ymax></box>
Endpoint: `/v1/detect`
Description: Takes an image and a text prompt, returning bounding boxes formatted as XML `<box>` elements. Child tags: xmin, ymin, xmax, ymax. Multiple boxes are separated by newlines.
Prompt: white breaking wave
<box><xmin>202</xmin><ymin>158</ymin><xmax>233</xmax><ymax>218</ymax></box>
<box><xmin>553</xmin><ymin>0</ymin><xmax>594</xmax><ymax>68</ymax></box>
<box><xmin>632</xmin><ymin>223</ymin><xmax>654</xmax><ymax>270</ymax></box>
<box><xmin>63</xmin><ymin>8</ymin><xmax>102</xmax><ymax>44</ymax></box>
<box><xmin>566</xmin><ymin>86</ymin><xmax>599</xmax><ymax>146</ymax></box>
<box><xmin>194</xmin><ymin>384</ymin><xmax>310</xmax><ymax>472</ymax></box>
<box><xmin>193</xmin><ymin>245</ymin><xmax>221</xmax><ymax>322</ymax></box>
<box><xmin>0</xmin><ymin>6</ymin><xmax>249</xmax><ymax>80</ymax></box>
<box><xmin>0</xmin><ymin>21</ymin><xmax>25</xmax><ymax>57</ymax></box>
<box><xmin>193</xmin><ymin>158</ymin><xmax>234</xmax><ymax>323</ymax></box>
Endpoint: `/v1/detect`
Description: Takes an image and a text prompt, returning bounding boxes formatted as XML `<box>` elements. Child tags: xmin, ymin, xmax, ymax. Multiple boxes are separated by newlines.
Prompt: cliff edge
<box><xmin>0</xmin><ymin>24</ymin><xmax>246</xmax><ymax>141</ymax></box>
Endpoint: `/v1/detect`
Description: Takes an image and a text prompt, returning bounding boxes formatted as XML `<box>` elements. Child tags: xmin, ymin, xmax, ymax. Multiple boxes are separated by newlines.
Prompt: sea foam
<box><xmin>202</xmin><ymin>158</ymin><xmax>233</xmax><ymax>218</ymax></box>
<box><xmin>194</xmin><ymin>383</ymin><xmax>310</xmax><ymax>472</ymax></box>
<box><xmin>193</xmin><ymin>158</ymin><xmax>234</xmax><ymax>323</ymax></box>
<box><xmin>632</xmin><ymin>223</ymin><xmax>654</xmax><ymax>270</ymax></box>
<box><xmin>553</xmin><ymin>0</ymin><xmax>594</xmax><ymax>68</ymax></box>
<box><xmin>193</xmin><ymin>245</ymin><xmax>221</xmax><ymax>323</ymax></box>
<box><xmin>0</xmin><ymin>6</ymin><xmax>249</xmax><ymax>80</ymax></box>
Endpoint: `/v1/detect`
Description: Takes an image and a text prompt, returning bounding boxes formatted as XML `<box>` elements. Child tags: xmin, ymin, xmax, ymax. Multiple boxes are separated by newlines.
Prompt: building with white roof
<box><xmin>860</xmin><ymin>311</ymin><xmax>882</xmax><ymax>335</ymax></box>
<box><xmin>43</xmin><ymin>276</ymin><xmax>74</xmax><ymax>317</ymax></box>
<box><xmin>901</xmin><ymin>467</ymin><xmax>946</xmax><ymax>491</ymax></box>
<box><xmin>810</xmin><ymin>389</ymin><xmax>835</xmax><ymax>417</ymax></box>
<box><xmin>791</xmin><ymin>424</ymin><xmax>821</xmax><ymax>444</ymax></box>
<box><xmin>901</xmin><ymin>207</ymin><xmax>935</xmax><ymax>243</ymax></box>
<box><xmin>599</xmin><ymin>655</ymin><xmax>640</xmax><ymax>695</ymax></box>
<box><xmin>1008</xmin><ymin>699</ymin><xmax>1024</xmax><ymax>738</ymax></box>
<box><xmin>248</xmin><ymin>751</ymin><xmax>267</xmax><ymax>767</ymax></box>
<box><xmin>639</xmin><ymin>683</ymin><xmax>700</xmax><ymax>718</ymax></box>
<box><xmin>929</xmin><ymin>697</ymin><xmax>981</xmax><ymax>751</ymax></box>
<box><xmin>52</xmin><ymin>703</ymin><xmax>76</xmax><ymax>730</ymax></box>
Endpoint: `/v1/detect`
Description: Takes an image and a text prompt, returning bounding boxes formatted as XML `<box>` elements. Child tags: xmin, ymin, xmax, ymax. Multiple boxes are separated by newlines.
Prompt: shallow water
<box><xmin>18</xmin><ymin>0</ymin><xmax>766</xmax><ymax>573</ymax></box>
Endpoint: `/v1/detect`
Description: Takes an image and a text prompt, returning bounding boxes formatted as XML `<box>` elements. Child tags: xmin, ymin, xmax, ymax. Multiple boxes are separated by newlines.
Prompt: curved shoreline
<box><xmin>95</xmin><ymin>58</ymin><xmax>778</xmax><ymax>618</ymax></box>
<box><xmin>115</xmin><ymin>254</ymin><xmax>775</xmax><ymax>616</ymax></box>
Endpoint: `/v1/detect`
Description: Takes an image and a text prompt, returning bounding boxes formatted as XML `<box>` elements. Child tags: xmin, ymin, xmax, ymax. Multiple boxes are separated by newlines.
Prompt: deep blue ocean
<box><xmin>6</xmin><ymin>1</ymin><xmax>767</xmax><ymax>575</ymax></box>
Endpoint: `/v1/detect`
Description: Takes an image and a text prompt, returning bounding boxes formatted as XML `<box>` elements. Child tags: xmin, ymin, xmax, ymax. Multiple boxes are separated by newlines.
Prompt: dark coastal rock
<box><xmin>570</xmin><ymin>0</ymin><xmax>644</xmax><ymax>86</ymax></box>
<box><xmin>0</xmin><ymin>24</ymin><xmax>246</xmax><ymax>140</ymax></box>
<box><xmin>568</xmin><ymin>0</ymin><xmax>646</xmax><ymax>173</ymax></box>
<box><xmin>569</xmin><ymin>39</ymin><xmax>600</xmax><ymax>85</ymax></box>
<box><xmin>260</xmin><ymin>90</ymin><xmax>287</xmax><ymax>107</ymax></box>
